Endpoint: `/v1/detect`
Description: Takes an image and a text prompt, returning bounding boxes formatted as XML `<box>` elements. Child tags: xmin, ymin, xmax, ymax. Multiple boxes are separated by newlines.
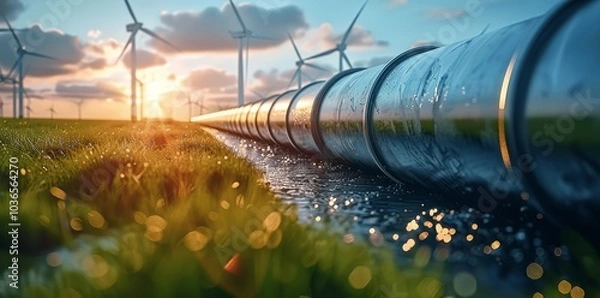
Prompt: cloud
<box><xmin>80</xmin><ymin>58</ymin><xmax>107</xmax><ymax>70</ymax></box>
<box><xmin>0</xmin><ymin>0</ymin><xmax>24</xmax><ymax>21</ymax></box>
<box><xmin>148</xmin><ymin>3</ymin><xmax>309</xmax><ymax>53</ymax></box>
<box><xmin>54</xmin><ymin>81</ymin><xmax>126</xmax><ymax>101</ymax></box>
<box><xmin>425</xmin><ymin>8</ymin><xmax>469</xmax><ymax>20</ymax></box>
<box><xmin>354</xmin><ymin>56</ymin><xmax>393</xmax><ymax>68</ymax></box>
<box><xmin>389</xmin><ymin>0</ymin><xmax>409</xmax><ymax>7</ymax></box>
<box><xmin>313</xmin><ymin>23</ymin><xmax>388</xmax><ymax>49</ymax></box>
<box><xmin>87</xmin><ymin>29</ymin><xmax>102</xmax><ymax>39</ymax></box>
<box><xmin>250</xmin><ymin>66</ymin><xmax>333</xmax><ymax>96</ymax></box>
<box><xmin>121</xmin><ymin>49</ymin><xmax>167</xmax><ymax>70</ymax></box>
<box><xmin>0</xmin><ymin>24</ymin><xmax>85</xmax><ymax>77</ymax></box>
<box><xmin>390</xmin><ymin>0</ymin><xmax>409</xmax><ymax>5</ymax></box>
<box><xmin>203</xmin><ymin>95</ymin><xmax>238</xmax><ymax>110</ymax></box>
<box><xmin>86</xmin><ymin>38</ymin><xmax>120</xmax><ymax>55</ymax></box>
<box><xmin>184</xmin><ymin>68</ymin><xmax>236</xmax><ymax>91</ymax></box>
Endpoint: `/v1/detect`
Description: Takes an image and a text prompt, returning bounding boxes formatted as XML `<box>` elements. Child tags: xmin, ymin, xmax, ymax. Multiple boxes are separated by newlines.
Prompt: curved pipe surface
<box><xmin>192</xmin><ymin>0</ymin><xmax>600</xmax><ymax>243</ymax></box>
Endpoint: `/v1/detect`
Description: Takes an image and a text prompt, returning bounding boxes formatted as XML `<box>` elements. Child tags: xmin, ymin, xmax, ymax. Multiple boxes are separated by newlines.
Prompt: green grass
<box><xmin>1</xmin><ymin>119</ymin><xmax>598</xmax><ymax>298</ymax></box>
<box><xmin>0</xmin><ymin>119</ymin><xmax>444</xmax><ymax>298</ymax></box>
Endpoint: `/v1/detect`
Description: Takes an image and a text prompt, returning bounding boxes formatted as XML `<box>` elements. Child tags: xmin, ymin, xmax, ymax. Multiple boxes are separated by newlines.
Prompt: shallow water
<box><xmin>209</xmin><ymin>129</ymin><xmax>597</xmax><ymax>298</ymax></box>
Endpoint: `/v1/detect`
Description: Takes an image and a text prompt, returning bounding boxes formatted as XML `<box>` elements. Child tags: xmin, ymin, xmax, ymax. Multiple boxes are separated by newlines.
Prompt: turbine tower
<box><xmin>287</xmin><ymin>33</ymin><xmax>329</xmax><ymax>89</ymax></box>
<box><xmin>136</xmin><ymin>78</ymin><xmax>145</xmax><ymax>120</ymax></box>
<box><xmin>305</xmin><ymin>0</ymin><xmax>369</xmax><ymax>72</ymax></box>
<box><xmin>2</xmin><ymin>15</ymin><xmax>57</xmax><ymax>118</ymax></box>
<box><xmin>0</xmin><ymin>95</ymin><xmax>4</xmax><ymax>117</ymax></box>
<box><xmin>228</xmin><ymin>0</ymin><xmax>272</xmax><ymax>107</ymax></box>
<box><xmin>116</xmin><ymin>0</ymin><xmax>179</xmax><ymax>122</ymax></box>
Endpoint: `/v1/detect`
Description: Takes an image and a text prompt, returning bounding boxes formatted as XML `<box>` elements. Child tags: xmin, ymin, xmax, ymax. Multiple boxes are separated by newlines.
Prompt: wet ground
<box><xmin>208</xmin><ymin>129</ymin><xmax>597</xmax><ymax>298</ymax></box>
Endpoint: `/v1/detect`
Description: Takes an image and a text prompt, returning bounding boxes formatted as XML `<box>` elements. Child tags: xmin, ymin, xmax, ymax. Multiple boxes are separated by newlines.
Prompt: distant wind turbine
<box><xmin>23</xmin><ymin>90</ymin><xmax>33</xmax><ymax>118</ymax></box>
<box><xmin>0</xmin><ymin>72</ymin><xmax>18</xmax><ymax>118</ymax></box>
<box><xmin>115</xmin><ymin>0</ymin><xmax>179</xmax><ymax>122</ymax></box>
<box><xmin>25</xmin><ymin>104</ymin><xmax>33</xmax><ymax>118</ymax></box>
<box><xmin>74</xmin><ymin>99</ymin><xmax>84</xmax><ymax>120</ymax></box>
<box><xmin>0</xmin><ymin>95</ymin><xmax>5</xmax><ymax>117</ymax></box>
<box><xmin>2</xmin><ymin>15</ymin><xmax>57</xmax><ymax>118</ymax></box>
<box><xmin>185</xmin><ymin>94</ymin><xmax>207</xmax><ymax>122</ymax></box>
<box><xmin>251</xmin><ymin>90</ymin><xmax>266</xmax><ymax>101</ymax></box>
<box><xmin>228</xmin><ymin>0</ymin><xmax>273</xmax><ymax>107</ymax></box>
<box><xmin>305</xmin><ymin>0</ymin><xmax>369</xmax><ymax>72</ymax></box>
<box><xmin>287</xmin><ymin>33</ymin><xmax>329</xmax><ymax>89</ymax></box>
<box><xmin>48</xmin><ymin>101</ymin><xmax>56</xmax><ymax>120</ymax></box>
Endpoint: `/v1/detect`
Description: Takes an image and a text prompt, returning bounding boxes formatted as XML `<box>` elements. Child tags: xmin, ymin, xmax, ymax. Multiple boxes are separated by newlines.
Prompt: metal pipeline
<box><xmin>269</xmin><ymin>89</ymin><xmax>299</xmax><ymax>148</ymax></box>
<box><xmin>288</xmin><ymin>81</ymin><xmax>326</xmax><ymax>154</ymax></box>
<box><xmin>192</xmin><ymin>1</ymin><xmax>600</xmax><ymax>241</ymax></box>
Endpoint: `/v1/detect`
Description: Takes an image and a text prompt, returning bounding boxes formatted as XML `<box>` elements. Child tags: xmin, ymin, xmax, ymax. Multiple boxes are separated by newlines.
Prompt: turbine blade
<box><xmin>140</xmin><ymin>27</ymin><xmax>179</xmax><ymax>51</ymax></box>
<box><xmin>287</xmin><ymin>32</ymin><xmax>302</xmax><ymax>60</ymax></box>
<box><xmin>305</xmin><ymin>48</ymin><xmax>337</xmax><ymax>60</ymax></box>
<box><xmin>124</xmin><ymin>0</ymin><xmax>138</xmax><ymax>23</ymax></box>
<box><xmin>23</xmin><ymin>88</ymin><xmax>31</xmax><ymax>101</ymax></box>
<box><xmin>288</xmin><ymin>68</ymin><xmax>300</xmax><ymax>88</ymax></box>
<box><xmin>251</xmin><ymin>90</ymin><xmax>263</xmax><ymax>99</ymax></box>
<box><xmin>301</xmin><ymin>71</ymin><xmax>315</xmax><ymax>82</ymax></box>
<box><xmin>6</xmin><ymin>56</ymin><xmax>22</xmax><ymax>79</ymax></box>
<box><xmin>115</xmin><ymin>33</ymin><xmax>134</xmax><ymax>64</ymax></box>
<box><xmin>1</xmin><ymin>14</ymin><xmax>23</xmax><ymax>49</ymax></box>
<box><xmin>479</xmin><ymin>24</ymin><xmax>490</xmax><ymax>36</ymax></box>
<box><xmin>229</xmin><ymin>0</ymin><xmax>247</xmax><ymax>32</ymax></box>
<box><xmin>341</xmin><ymin>0</ymin><xmax>369</xmax><ymax>46</ymax></box>
<box><xmin>304</xmin><ymin>62</ymin><xmax>329</xmax><ymax>72</ymax></box>
<box><xmin>342</xmin><ymin>52</ymin><xmax>353</xmax><ymax>68</ymax></box>
<box><xmin>24</xmin><ymin>50</ymin><xmax>58</xmax><ymax>61</ymax></box>
<box><xmin>249</xmin><ymin>34</ymin><xmax>274</xmax><ymax>41</ymax></box>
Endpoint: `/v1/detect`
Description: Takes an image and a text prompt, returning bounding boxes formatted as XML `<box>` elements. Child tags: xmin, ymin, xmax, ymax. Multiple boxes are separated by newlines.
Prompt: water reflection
<box><xmin>209</xmin><ymin>129</ymin><xmax>598</xmax><ymax>297</ymax></box>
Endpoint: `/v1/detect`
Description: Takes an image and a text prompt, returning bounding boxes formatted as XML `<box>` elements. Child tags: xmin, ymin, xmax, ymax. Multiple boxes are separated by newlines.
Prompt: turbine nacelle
<box><xmin>229</xmin><ymin>30</ymin><xmax>250</xmax><ymax>39</ymax></box>
<box><xmin>126</xmin><ymin>23</ymin><xmax>143</xmax><ymax>32</ymax></box>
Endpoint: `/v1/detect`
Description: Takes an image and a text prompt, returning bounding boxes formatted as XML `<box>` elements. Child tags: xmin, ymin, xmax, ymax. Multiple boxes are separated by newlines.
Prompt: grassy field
<box><xmin>1</xmin><ymin>119</ymin><xmax>598</xmax><ymax>298</ymax></box>
<box><xmin>0</xmin><ymin>119</ymin><xmax>445</xmax><ymax>298</ymax></box>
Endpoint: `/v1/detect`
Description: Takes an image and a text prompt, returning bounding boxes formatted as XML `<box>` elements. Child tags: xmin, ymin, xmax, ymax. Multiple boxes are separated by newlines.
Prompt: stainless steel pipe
<box><xmin>192</xmin><ymin>0</ymin><xmax>600</xmax><ymax>242</ymax></box>
<box><xmin>269</xmin><ymin>89</ymin><xmax>299</xmax><ymax>149</ymax></box>
<box><xmin>288</xmin><ymin>81</ymin><xmax>326</xmax><ymax>154</ymax></box>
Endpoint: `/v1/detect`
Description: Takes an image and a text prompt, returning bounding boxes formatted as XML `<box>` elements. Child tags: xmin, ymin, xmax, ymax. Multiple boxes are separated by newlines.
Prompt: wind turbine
<box><xmin>0</xmin><ymin>95</ymin><xmax>4</xmax><ymax>117</ymax></box>
<box><xmin>185</xmin><ymin>94</ymin><xmax>206</xmax><ymax>122</ymax></box>
<box><xmin>115</xmin><ymin>0</ymin><xmax>179</xmax><ymax>122</ymax></box>
<box><xmin>228</xmin><ymin>0</ymin><xmax>273</xmax><ymax>107</ymax></box>
<box><xmin>48</xmin><ymin>101</ymin><xmax>56</xmax><ymax>120</ymax></box>
<box><xmin>0</xmin><ymin>71</ymin><xmax>18</xmax><ymax>118</ymax></box>
<box><xmin>196</xmin><ymin>94</ymin><xmax>206</xmax><ymax>116</ymax></box>
<box><xmin>305</xmin><ymin>0</ymin><xmax>369</xmax><ymax>72</ymax></box>
<box><xmin>287</xmin><ymin>33</ymin><xmax>329</xmax><ymax>89</ymax></box>
<box><xmin>22</xmin><ymin>88</ymin><xmax>37</xmax><ymax>118</ymax></box>
<box><xmin>73</xmin><ymin>99</ymin><xmax>84</xmax><ymax>120</ymax></box>
<box><xmin>251</xmin><ymin>90</ymin><xmax>266</xmax><ymax>101</ymax></box>
<box><xmin>2</xmin><ymin>15</ymin><xmax>57</xmax><ymax>118</ymax></box>
<box><xmin>25</xmin><ymin>104</ymin><xmax>33</xmax><ymax>118</ymax></box>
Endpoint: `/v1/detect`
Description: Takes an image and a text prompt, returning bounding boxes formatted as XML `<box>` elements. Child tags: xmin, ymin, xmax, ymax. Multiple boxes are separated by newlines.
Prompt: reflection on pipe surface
<box><xmin>193</xmin><ymin>1</ymin><xmax>600</xmax><ymax>246</ymax></box>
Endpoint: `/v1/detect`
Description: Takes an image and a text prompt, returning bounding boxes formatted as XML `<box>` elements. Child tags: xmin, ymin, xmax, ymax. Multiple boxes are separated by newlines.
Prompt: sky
<box><xmin>0</xmin><ymin>0</ymin><xmax>562</xmax><ymax>121</ymax></box>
